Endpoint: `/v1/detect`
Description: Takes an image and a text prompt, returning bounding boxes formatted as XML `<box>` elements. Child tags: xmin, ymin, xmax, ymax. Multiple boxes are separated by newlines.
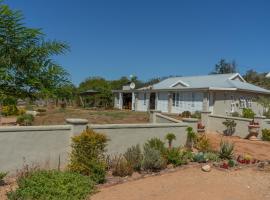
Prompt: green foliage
<box><xmin>16</xmin><ymin>114</ymin><xmax>34</xmax><ymax>126</ymax></box>
<box><xmin>204</xmin><ymin>152</ymin><xmax>220</xmax><ymax>162</ymax></box>
<box><xmin>0</xmin><ymin>3</ymin><xmax>70</xmax><ymax>100</ymax></box>
<box><xmin>145</xmin><ymin>137</ymin><xmax>166</xmax><ymax>155</ymax></box>
<box><xmin>186</xmin><ymin>127</ymin><xmax>197</xmax><ymax>149</ymax></box>
<box><xmin>219</xmin><ymin>141</ymin><xmax>234</xmax><ymax>160</ymax></box>
<box><xmin>242</xmin><ymin>108</ymin><xmax>255</xmax><ymax>119</ymax></box>
<box><xmin>244</xmin><ymin>70</ymin><xmax>270</xmax><ymax>90</ymax></box>
<box><xmin>68</xmin><ymin>128</ymin><xmax>108</xmax><ymax>183</ymax></box>
<box><xmin>2</xmin><ymin>105</ymin><xmax>18</xmax><ymax>116</ymax></box>
<box><xmin>111</xmin><ymin>155</ymin><xmax>133</xmax><ymax>177</ymax></box>
<box><xmin>210</xmin><ymin>59</ymin><xmax>237</xmax><ymax>74</ymax></box>
<box><xmin>7</xmin><ymin>170</ymin><xmax>94</xmax><ymax>200</ymax></box>
<box><xmin>165</xmin><ymin>148</ymin><xmax>182</xmax><ymax>166</ymax></box>
<box><xmin>181</xmin><ymin>111</ymin><xmax>191</xmax><ymax>118</ymax></box>
<box><xmin>228</xmin><ymin>159</ymin><xmax>237</xmax><ymax>167</ymax></box>
<box><xmin>123</xmin><ymin>144</ymin><xmax>143</xmax><ymax>171</ymax></box>
<box><xmin>193</xmin><ymin>152</ymin><xmax>207</xmax><ymax>163</ymax></box>
<box><xmin>196</xmin><ymin>134</ymin><xmax>212</xmax><ymax>152</ymax></box>
<box><xmin>0</xmin><ymin>172</ymin><xmax>7</xmax><ymax>184</ymax></box>
<box><xmin>165</xmin><ymin>133</ymin><xmax>176</xmax><ymax>148</ymax></box>
<box><xmin>191</xmin><ymin>111</ymin><xmax>201</xmax><ymax>119</ymax></box>
<box><xmin>262</xmin><ymin>129</ymin><xmax>270</xmax><ymax>141</ymax></box>
<box><xmin>222</xmin><ymin>119</ymin><xmax>237</xmax><ymax>136</ymax></box>
<box><xmin>142</xmin><ymin>144</ymin><xmax>166</xmax><ymax>171</ymax></box>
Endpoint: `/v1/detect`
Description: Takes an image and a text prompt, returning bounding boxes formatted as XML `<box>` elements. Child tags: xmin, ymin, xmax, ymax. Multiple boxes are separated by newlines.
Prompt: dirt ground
<box><xmin>33</xmin><ymin>108</ymin><xmax>149</xmax><ymax>125</ymax></box>
<box><xmin>92</xmin><ymin>166</ymin><xmax>270</xmax><ymax>200</ymax></box>
<box><xmin>206</xmin><ymin>132</ymin><xmax>270</xmax><ymax>160</ymax></box>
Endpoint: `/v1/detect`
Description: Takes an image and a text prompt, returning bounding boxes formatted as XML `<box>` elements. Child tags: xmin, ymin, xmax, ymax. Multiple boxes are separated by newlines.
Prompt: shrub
<box><xmin>262</xmin><ymin>129</ymin><xmax>270</xmax><ymax>141</ymax></box>
<box><xmin>142</xmin><ymin>145</ymin><xmax>166</xmax><ymax>171</ymax></box>
<box><xmin>2</xmin><ymin>105</ymin><xmax>18</xmax><ymax>116</ymax></box>
<box><xmin>111</xmin><ymin>155</ymin><xmax>133</xmax><ymax>177</ymax></box>
<box><xmin>242</xmin><ymin>108</ymin><xmax>255</xmax><ymax>119</ymax></box>
<box><xmin>186</xmin><ymin>127</ymin><xmax>197</xmax><ymax>149</ymax></box>
<box><xmin>68</xmin><ymin>128</ymin><xmax>108</xmax><ymax>183</ymax></box>
<box><xmin>18</xmin><ymin>108</ymin><xmax>26</xmax><ymax>115</ymax></box>
<box><xmin>166</xmin><ymin>147</ymin><xmax>182</xmax><ymax>166</ymax></box>
<box><xmin>191</xmin><ymin>111</ymin><xmax>201</xmax><ymax>119</ymax></box>
<box><xmin>196</xmin><ymin>134</ymin><xmax>212</xmax><ymax>152</ymax></box>
<box><xmin>222</xmin><ymin>119</ymin><xmax>237</xmax><ymax>136</ymax></box>
<box><xmin>123</xmin><ymin>144</ymin><xmax>143</xmax><ymax>171</ymax></box>
<box><xmin>0</xmin><ymin>172</ymin><xmax>7</xmax><ymax>185</ymax></box>
<box><xmin>145</xmin><ymin>138</ymin><xmax>166</xmax><ymax>155</ymax></box>
<box><xmin>181</xmin><ymin>111</ymin><xmax>191</xmax><ymax>118</ymax></box>
<box><xmin>16</xmin><ymin>114</ymin><xmax>34</xmax><ymax>126</ymax></box>
<box><xmin>165</xmin><ymin>133</ymin><xmax>176</xmax><ymax>149</ymax></box>
<box><xmin>219</xmin><ymin>141</ymin><xmax>234</xmax><ymax>160</ymax></box>
<box><xmin>204</xmin><ymin>152</ymin><xmax>220</xmax><ymax>162</ymax></box>
<box><xmin>193</xmin><ymin>152</ymin><xmax>206</xmax><ymax>163</ymax></box>
<box><xmin>7</xmin><ymin>170</ymin><xmax>94</xmax><ymax>200</ymax></box>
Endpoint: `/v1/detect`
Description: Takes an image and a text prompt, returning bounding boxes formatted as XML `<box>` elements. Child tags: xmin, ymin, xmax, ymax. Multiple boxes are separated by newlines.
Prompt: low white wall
<box><xmin>0</xmin><ymin>125</ymin><xmax>72</xmax><ymax>173</ymax></box>
<box><xmin>263</xmin><ymin>119</ymin><xmax>270</xmax><ymax>130</ymax></box>
<box><xmin>90</xmin><ymin>123</ymin><xmax>188</xmax><ymax>154</ymax></box>
<box><xmin>208</xmin><ymin>115</ymin><xmax>252</xmax><ymax>138</ymax></box>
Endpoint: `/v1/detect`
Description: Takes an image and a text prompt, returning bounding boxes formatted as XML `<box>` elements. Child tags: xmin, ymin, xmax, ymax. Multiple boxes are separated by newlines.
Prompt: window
<box><xmin>143</xmin><ymin>93</ymin><xmax>146</xmax><ymax>105</ymax></box>
<box><xmin>246</xmin><ymin>98</ymin><xmax>252</xmax><ymax>108</ymax></box>
<box><xmin>239</xmin><ymin>97</ymin><xmax>246</xmax><ymax>109</ymax></box>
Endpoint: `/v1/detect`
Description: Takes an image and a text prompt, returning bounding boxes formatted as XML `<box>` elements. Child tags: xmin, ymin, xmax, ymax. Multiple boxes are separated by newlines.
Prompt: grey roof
<box><xmin>151</xmin><ymin>73</ymin><xmax>270</xmax><ymax>94</ymax></box>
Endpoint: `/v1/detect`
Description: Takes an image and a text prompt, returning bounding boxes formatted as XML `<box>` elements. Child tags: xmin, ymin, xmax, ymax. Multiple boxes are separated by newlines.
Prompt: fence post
<box><xmin>254</xmin><ymin>116</ymin><xmax>266</xmax><ymax>137</ymax></box>
<box><xmin>201</xmin><ymin>111</ymin><xmax>211</xmax><ymax>132</ymax></box>
<box><xmin>149</xmin><ymin>110</ymin><xmax>161</xmax><ymax>123</ymax></box>
<box><xmin>66</xmin><ymin>118</ymin><xmax>89</xmax><ymax>136</ymax></box>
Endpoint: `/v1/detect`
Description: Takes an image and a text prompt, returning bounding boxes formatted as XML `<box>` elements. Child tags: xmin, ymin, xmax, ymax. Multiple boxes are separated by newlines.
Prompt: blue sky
<box><xmin>6</xmin><ymin>0</ymin><xmax>270</xmax><ymax>85</ymax></box>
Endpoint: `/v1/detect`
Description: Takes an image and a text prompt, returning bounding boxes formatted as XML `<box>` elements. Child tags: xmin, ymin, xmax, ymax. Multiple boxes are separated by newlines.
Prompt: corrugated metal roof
<box><xmin>151</xmin><ymin>73</ymin><xmax>270</xmax><ymax>94</ymax></box>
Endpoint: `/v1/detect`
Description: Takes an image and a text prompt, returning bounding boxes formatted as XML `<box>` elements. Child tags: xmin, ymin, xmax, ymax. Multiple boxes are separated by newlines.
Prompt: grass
<box><xmin>33</xmin><ymin>108</ymin><xmax>149</xmax><ymax>125</ymax></box>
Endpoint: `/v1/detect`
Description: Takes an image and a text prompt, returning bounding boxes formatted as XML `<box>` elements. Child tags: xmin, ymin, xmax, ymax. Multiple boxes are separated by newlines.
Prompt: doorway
<box><xmin>122</xmin><ymin>93</ymin><xmax>132</xmax><ymax>110</ymax></box>
<box><xmin>149</xmin><ymin>93</ymin><xmax>156</xmax><ymax>110</ymax></box>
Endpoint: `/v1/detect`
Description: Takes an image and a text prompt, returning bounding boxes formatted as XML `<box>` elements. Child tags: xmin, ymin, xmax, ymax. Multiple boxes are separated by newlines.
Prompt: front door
<box><xmin>149</xmin><ymin>93</ymin><xmax>156</xmax><ymax>110</ymax></box>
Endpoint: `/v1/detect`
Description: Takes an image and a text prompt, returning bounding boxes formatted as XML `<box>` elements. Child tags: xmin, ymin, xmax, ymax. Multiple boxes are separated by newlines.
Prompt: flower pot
<box><xmin>247</xmin><ymin>125</ymin><xmax>260</xmax><ymax>141</ymax></box>
<box><xmin>197</xmin><ymin>128</ymin><xmax>205</xmax><ymax>134</ymax></box>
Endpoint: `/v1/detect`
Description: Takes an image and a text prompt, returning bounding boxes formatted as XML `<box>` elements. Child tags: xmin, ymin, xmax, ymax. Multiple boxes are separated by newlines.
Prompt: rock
<box><xmin>167</xmin><ymin>164</ymin><xmax>174</xmax><ymax>169</ymax></box>
<box><xmin>26</xmin><ymin>110</ymin><xmax>38</xmax><ymax>116</ymax></box>
<box><xmin>202</xmin><ymin>165</ymin><xmax>211</xmax><ymax>172</ymax></box>
<box><xmin>131</xmin><ymin>172</ymin><xmax>141</xmax><ymax>180</ymax></box>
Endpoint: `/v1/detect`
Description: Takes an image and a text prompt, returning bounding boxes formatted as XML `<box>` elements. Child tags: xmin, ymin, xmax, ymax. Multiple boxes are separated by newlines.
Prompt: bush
<box><xmin>222</xmin><ymin>119</ymin><xmax>237</xmax><ymax>136</ymax></box>
<box><xmin>186</xmin><ymin>127</ymin><xmax>197</xmax><ymax>149</ymax></box>
<box><xmin>0</xmin><ymin>172</ymin><xmax>7</xmax><ymax>185</ymax></box>
<box><xmin>262</xmin><ymin>129</ymin><xmax>270</xmax><ymax>141</ymax></box>
<box><xmin>181</xmin><ymin>111</ymin><xmax>191</xmax><ymax>118</ymax></box>
<box><xmin>191</xmin><ymin>111</ymin><xmax>201</xmax><ymax>119</ymax></box>
<box><xmin>196</xmin><ymin>134</ymin><xmax>212</xmax><ymax>152</ymax></box>
<box><xmin>145</xmin><ymin>138</ymin><xmax>166</xmax><ymax>155</ymax></box>
<box><xmin>219</xmin><ymin>141</ymin><xmax>234</xmax><ymax>160</ymax></box>
<box><xmin>7</xmin><ymin>170</ymin><xmax>94</xmax><ymax>200</ymax></box>
<box><xmin>2</xmin><ymin>105</ymin><xmax>18</xmax><ymax>116</ymax></box>
<box><xmin>68</xmin><ymin>128</ymin><xmax>108</xmax><ymax>183</ymax></box>
<box><xmin>142</xmin><ymin>145</ymin><xmax>166</xmax><ymax>171</ymax></box>
<box><xmin>123</xmin><ymin>144</ymin><xmax>143</xmax><ymax>171</ymax></box>
<box><xmin>165</xmin><ymin>148</ymin><xmax>182</xmax><ymax>166</ymax></box>
<box><xmin>242</xmin><ymin>108</ymin><xmax>255</xmax><ymax>119</ymax></box>
<box><xmin>204</xmin><ymin>152</ymin><xmax>220</xmax><ymax>162</ymax></box>
<box><xmin>193</xmin><ymin>152</ymin><xmax>206</xmax><ymax>163</ymax></box>
<box><xmin>16</xmin><ymin>114</ymin><xmax>34</xmax><ymax>126</ymax></box>
<box><xmin>111</xmin><ymin>155</ymin><xmax>133</xmax><ymax>177</ymax></box>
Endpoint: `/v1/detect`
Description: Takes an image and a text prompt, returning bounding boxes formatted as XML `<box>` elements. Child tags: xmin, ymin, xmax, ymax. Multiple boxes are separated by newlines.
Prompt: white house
<box><xmin>113</xmin><ymin>73</ymin><xmax>270</xmax><ymax>116</ymax></box>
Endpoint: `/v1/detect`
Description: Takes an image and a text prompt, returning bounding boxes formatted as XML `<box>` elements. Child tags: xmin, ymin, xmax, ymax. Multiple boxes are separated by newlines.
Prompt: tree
<box><xmin>165</xmin><ymin>133</ymin><xmax>176</xmax><ymax>149</ymax></box>
<box><xmin>210</xmin><ymin>59</ymin><xmax>237</xmax><ymax>74</ymax></box>
<box><xmin>243</xmin><ymin>70</ymin><xmax>270</xmax><ymax>90</ymax></box>
<box><xmin>0</xmin><ymin>3</ymin><xmax>70</xmax><ymax>101</ymax></box>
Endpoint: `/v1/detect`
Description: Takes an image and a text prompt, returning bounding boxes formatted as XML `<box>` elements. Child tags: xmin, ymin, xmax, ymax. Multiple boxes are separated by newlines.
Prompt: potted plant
<box><xmin>247</xmin><ymin>119</ymin><xmax>260</xmax><ymax>140</ymax></box>
<box><xmin>197</xmin><ymin>121</ymin><xmax>205</xmax><ymax>134</ymax></box>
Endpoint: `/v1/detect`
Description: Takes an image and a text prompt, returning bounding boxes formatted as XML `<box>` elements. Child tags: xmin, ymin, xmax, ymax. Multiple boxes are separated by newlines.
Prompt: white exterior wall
<box><xmin>171</xmin><ymin>91</ymin><xmax>203</xmax><ymax>114</ymax></box>
<box><xmin>136</xmin><ymin>92</ymin><xmax>149</xmax><ymax>111</ymax></box>
<box><xmin>157</xmin><ymin>92</ymin><xmax>169</xmax><ymax>112</ymax></box>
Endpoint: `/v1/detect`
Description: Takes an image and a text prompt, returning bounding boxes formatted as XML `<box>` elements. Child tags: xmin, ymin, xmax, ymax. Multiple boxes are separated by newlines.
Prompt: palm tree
<box><xmin>165</xmin><ymin>133</ymin><xmax>176</xmax><ymax>149</ymax></box>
